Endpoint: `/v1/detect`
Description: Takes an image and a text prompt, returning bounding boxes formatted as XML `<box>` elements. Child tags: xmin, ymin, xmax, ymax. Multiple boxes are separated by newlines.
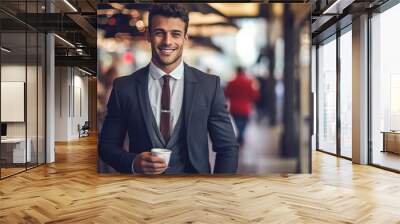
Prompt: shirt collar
<box><xmin>149</xmin><ymin>60</ymin><xmax>184</xmax><ymax>80</ymax></box>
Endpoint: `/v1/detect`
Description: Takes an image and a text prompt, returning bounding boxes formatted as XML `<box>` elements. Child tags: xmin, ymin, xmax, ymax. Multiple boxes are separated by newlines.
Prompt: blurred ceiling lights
<box><xmin>78</xmin><ymin>67</ymin><xmax>94</xmax><ymax>76</ymax></box>
<box><xmin>97</xmin><ymin>9</ymin><xmax>118</xmax><ymax>17</ymax></box>
<box><xmin>188</xmin><ymin>25</ymin><xmax>238</xmax><ymax>37</ymax></box>
<box><xmin>272</xmin><ymin>4</ymin><xmax>284</xmax><ymax>17</ymax></box>
<box><xmin>189</xmin><ymin>12</ymin><xmax>228</xmax><ymax>25</ymax></box>
<box><xmin>110</xmin><ymin>3</ymin><xmax>125</xmax><ymax>11</ymax></box>
<box><xmin>141</xmin><ymin>11</ymin><xmax>235</xmax><ymax>37</ymax></box>
<box><xmin>188</xmin><ymin>11</ymin><xmax>238</xmax><ymax>37</ymax></box>
<box><xmin>98</xmin><ymin>5</ymin><xmax>238</xmax><ymax>38</ymax></box>
<box><xmin>208</xmin><ymin>3</ymin><xmax>259</xmax><ymax>17</ymax></box>
<box><xmin>135</xmin><ymin>20</ymin><xmax>146</xmax><ymax>32</ymax></box>
<box><xmin>140</xmin><ymin>11</ymin><xmax>228</xmax><ymax>27</ymax></box>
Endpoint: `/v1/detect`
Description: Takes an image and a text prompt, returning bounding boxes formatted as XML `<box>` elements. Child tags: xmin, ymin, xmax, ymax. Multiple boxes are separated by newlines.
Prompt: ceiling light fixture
<box><xmin>63</xmin><ymin>0</ymin><xmax>78</xmax><ymax>12</ymax></box>
<box><xmin>54</xmin><ymin>34</ymin><xmax>75</xmax><ymax>48</ymax></box>
<box><xmin>323</xmin><ymin>0</ymin><xmax>355</xmax><ymax>15</ymax></box>
<box><xmin>78</xmin><ymin>67</ymin><xmax>94</xmax><ymax>76</ymax></box>
<box><xmin>1</xmin><ymin>47</ymin><xmax>11</xmax><ymax>53</ymax></box>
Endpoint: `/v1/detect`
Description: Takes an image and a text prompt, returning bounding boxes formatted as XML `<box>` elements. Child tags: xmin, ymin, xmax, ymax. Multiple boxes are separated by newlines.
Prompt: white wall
<box><xmin>55</xmin><ymin>67</ymin><xmax>89</xmax><ymax>141</ymax></box>
<box><xmin>55</xmin><ymin>66</ymin><xmax>69</xmax><ymax>141</ymax></box>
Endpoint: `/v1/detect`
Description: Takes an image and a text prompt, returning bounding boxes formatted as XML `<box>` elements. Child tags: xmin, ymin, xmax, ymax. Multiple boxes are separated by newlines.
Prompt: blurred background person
<box><xmin>225</xmin><ymin>66</ymin><xmax>259</xmax><ymax>146</ymax></box>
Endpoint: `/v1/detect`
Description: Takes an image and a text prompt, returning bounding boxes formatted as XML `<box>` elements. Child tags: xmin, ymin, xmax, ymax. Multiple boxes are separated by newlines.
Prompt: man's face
<box><xmin>148</xmin><ymin>15</ymin><xmax>188</xmax><ymax>69</ymax></box>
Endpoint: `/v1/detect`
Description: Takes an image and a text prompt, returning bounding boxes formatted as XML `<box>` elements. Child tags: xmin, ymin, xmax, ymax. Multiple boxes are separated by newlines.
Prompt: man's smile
<box><xmin>159</xmin><ymin>47</ymin><xmax>176</xmax><ymax>55</ymax></box>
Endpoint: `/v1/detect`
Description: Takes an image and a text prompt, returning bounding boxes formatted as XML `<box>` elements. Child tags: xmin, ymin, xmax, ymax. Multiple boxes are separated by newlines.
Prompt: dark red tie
<box><xmin>160</xmin><ymin>75</ymin><xmax>171</xmax><ymax>143</ymax></box>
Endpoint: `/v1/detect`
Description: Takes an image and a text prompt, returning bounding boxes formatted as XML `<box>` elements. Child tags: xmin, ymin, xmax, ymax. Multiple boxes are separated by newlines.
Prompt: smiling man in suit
<box><xmin>99</xmin><ymin>4</ymin><xmax>238</xmax><ymax>174</ymax></box>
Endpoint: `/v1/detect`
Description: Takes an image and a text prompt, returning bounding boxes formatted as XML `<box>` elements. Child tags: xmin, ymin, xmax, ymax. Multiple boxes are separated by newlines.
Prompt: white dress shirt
<box><xmin>148</xmin><ymin>60</ymin><xmax>184</xmax><ymax>134</ymax></box>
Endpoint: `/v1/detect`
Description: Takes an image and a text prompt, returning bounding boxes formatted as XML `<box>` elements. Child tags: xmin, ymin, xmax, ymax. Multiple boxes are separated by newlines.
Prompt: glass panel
<box><xmin>27</xmin><ymin>30</ymin><xmax>38</xmax><ymax>169</ymax></box>
<box><xmin>26</xmin><ymin>0</ymin><xmax>39</xmax><ymax>169</ymax></box>
<box><xmin>38</xmin><ymin>32</ymin><xmax>45</xmax><ymax>165</ymax></box>
<box><xmin>312</xmin><ymin>46</ymin><xmax>317</xmax><ymax>151</ymax></box>
<box><xmin>340</xmin><ymin>29</ymin><xmax>352</xmax><ymax>158</ymax></box>
<box><xmin>317</xmin><ymin>37</ymin><xmax>337</xmax><ymax>154</ymax></box>
<box><xmin>0</xmin><ymin>1</ymin><xmax>46</xmax><ymax>178</ymax></box>
<box><xmin>0</xmin><ymin>8</ymin><xmax>28</xmax><ymax>177</ymax></box>
<box><xmin>371</xmin><ymin>4</ymin><xmax>400</xmax><ymax>171</ymax></box>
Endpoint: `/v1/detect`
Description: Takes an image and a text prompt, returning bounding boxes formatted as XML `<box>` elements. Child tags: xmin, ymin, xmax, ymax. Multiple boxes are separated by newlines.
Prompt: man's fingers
<box><xmin>142</xmin><ymin>161</ymin><xmax>167</xmax><ymax>173</ymax></box>
<box><xmin>143</xmin><ymin>155</ymin><xmax>165</xmax><ymax>163</ymax></box>
<box><xmin>141</xmin><ymin>152</ymin><xmax>152</xmax><ymax>157</ymax></box>
<box><xmin>141</xmin><ymin>160</ymin><xmax>167</xmax><ymax>169</ymax></box>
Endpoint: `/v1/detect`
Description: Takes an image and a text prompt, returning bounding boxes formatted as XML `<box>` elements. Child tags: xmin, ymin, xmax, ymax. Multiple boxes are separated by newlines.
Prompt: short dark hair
<box><xmin>148</xmin><ymin>4</ymin><xmax>189</xmax><ymax>34</ymax></box>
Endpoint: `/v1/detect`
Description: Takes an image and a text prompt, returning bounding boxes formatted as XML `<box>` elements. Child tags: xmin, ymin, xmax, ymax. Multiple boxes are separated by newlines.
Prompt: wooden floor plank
<box><xmin>0</xmin><ymin>135</ymin><xmax>400</xmax><ymax>223</ymax></box>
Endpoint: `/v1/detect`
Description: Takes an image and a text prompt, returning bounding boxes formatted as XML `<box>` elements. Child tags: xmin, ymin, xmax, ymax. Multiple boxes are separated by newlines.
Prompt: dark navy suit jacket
<box><xmin>99</xmin><ymin>63</ymin><xmax>239</xmax><ymax>174</ymax></box>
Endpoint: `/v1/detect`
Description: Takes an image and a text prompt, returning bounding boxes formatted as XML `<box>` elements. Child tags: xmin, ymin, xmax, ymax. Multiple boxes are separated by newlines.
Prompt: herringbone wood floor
<box><xmin>1</xmin><ymin>135</ymin><xmax>400</xmax><ymax>224</ymax></box>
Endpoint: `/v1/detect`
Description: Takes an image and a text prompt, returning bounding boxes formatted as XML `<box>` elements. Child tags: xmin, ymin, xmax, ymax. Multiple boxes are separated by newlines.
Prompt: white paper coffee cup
<box><xmin>151</xmin><ymin>148</ymin><xmax>172</xmax><ymax>166</ymax></box>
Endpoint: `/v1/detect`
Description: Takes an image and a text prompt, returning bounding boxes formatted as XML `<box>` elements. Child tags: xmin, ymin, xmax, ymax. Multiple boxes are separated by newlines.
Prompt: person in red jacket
<box><xmin>225</xmin><ymin>66</ymin><xmax>259</xmax><ymax>145</ymax></box>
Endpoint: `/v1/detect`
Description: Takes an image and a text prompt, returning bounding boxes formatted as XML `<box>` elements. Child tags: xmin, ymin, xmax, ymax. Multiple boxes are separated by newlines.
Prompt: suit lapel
<box><xmin>135</xmin><ymin>65</ymin><xmax>165</xmax><ymax>147</ymax></box>
<box><xmin>183</xmin><ymin>64</ymin><xmax>198</xmax><ymax>131</ymax></box>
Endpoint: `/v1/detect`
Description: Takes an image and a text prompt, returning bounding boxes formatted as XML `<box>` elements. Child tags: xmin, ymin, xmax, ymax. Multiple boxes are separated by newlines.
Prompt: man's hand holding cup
<box><xmin>133</xmin><ymin>148</ymin><xmax>171</xmax><ymax>175</ymax></box>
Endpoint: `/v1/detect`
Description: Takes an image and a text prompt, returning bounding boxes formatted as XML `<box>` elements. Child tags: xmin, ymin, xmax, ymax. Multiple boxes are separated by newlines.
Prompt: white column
<box><xmin>352</xmin><ymin>14</ymin><xmax>369</xmax><ymax>164</ymax></box>
<box><xmin>46</xmin><ymin>33</ymin><xmax>55</xmax><ymax>163</ymax></box>
<box><xmin>46</xmin><ymin>0</ymin><xmax>55</xmax><ymax>163</ymax></box>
